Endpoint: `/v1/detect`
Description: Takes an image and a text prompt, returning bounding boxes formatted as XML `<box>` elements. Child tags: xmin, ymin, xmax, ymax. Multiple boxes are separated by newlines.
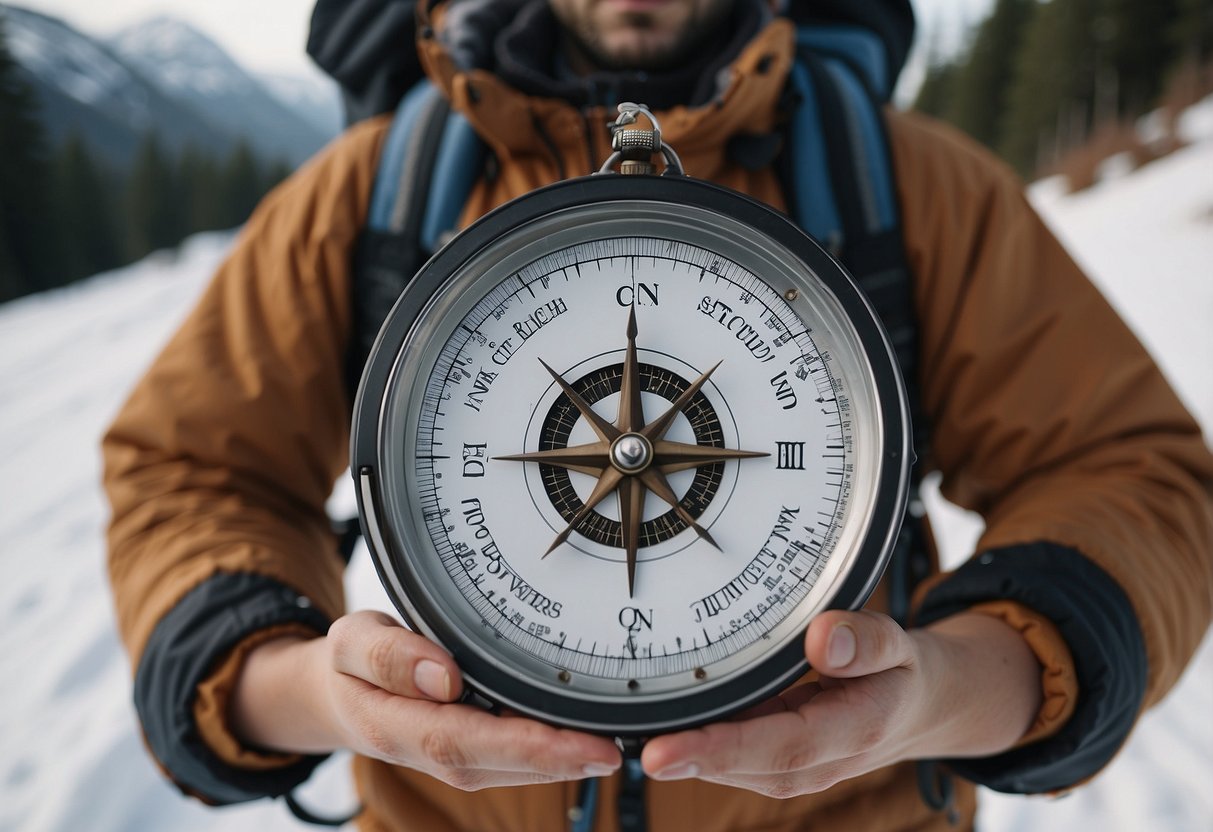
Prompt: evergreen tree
<box><xmin>1102</xmin><ymin>0</ymin><xmax>1182</xmax><ymax>117</ymax></box>
<box><xmin>177</xmin><ymin>145</ymin><xmax>223</xmax><ymax>233</ymax></box>
<box><xmin>913</xmin><ymin>59</ymin><xmax>961</xmax><ymax>118</ymax></box>
<box><xmin>260</xmin><ymin>158</ymin><xmax>293</xmax><ymax>198</ymax></box>
<box><xmin>55</xmin><ymin>135</ymin><xmax>122</xmax><ymax>281</ymax></box>
<box><xmin>126</xmin><ymin>133</ymin><xmax>181</xmax><ymax>258</ymax></box>
<box><xmin>219</xmin><ymin>140</ymin><xmax>262</xmax><ymax>229</ymax></box>
<box><xmin>0</xmin><ymin>205</ymin><xmax>19</xmax><ymax>302</ymax></box>
<box><xmin>0</xmin><ymin>12</ymin><xmax>62</xmax><ymax>300</ymax></box>
<box><xmin>946</xmin><ymin>0</ymin><xmax>1035</xmax><ymax>151</ymax></box>
<box><xmin>1171</xmin><ymin>0</ymin><xmax>1213</xmax><ymax>62</ymax></box>
<box><xmin>999</xmin><ymin>0</ymin><xmax>1099</xmax><ymax>175</ymax></box>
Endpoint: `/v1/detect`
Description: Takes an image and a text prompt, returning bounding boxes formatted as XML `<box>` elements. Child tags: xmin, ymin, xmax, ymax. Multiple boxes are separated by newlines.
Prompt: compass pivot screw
<box><xmin>611</xmin><ymin>433</ymin><xmax>653</xmax><ymax>473</ymax></box>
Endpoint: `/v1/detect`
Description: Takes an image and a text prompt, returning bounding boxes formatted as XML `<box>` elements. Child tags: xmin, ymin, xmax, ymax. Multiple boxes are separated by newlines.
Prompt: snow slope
<box><xmin>1</xmin><ymin>117</ymin><xmax>1211</xmax><ymax>831</ymax></box>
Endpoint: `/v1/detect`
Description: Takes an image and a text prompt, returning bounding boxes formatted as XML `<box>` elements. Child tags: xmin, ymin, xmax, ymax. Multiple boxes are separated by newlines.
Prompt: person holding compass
<box><xmin>104</xmin><ymin>0</ymin><xmax>1213</xmax><ymax>831</ymax></box>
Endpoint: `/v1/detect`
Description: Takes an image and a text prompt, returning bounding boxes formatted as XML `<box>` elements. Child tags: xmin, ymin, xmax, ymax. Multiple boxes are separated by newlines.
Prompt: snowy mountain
<box><xmin>0</xmin><ymin>100</ymin><xmax>1210</xmax><ymax>832</ymax></box>
<box><xmin>107</xmin><ymin>17</ymin><xmax>333</xmax><ymax>165</ymax></box>
<box><xmin>0</xmin><ymin>5</ymin><xmax>335</xmax><ymax>169</ymax></box>
<box><xmin>257</xmin><ymin>69</ymin><xmax>344</xmax><ymax>138</ymax></box>
<box><xmin>1</xmin><ymin>4</ymin><xmax>234</xmax><ymax>169</ymax></box>
<box><xmin>107</xmin><ymin>16</ymin><xmax>261</xmax><ymax>101</ymax></box>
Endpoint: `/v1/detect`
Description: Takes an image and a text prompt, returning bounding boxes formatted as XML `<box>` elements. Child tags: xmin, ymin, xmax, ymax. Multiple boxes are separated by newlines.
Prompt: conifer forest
<box><xmin>2</xmin><ymin>1</ymin><xmax>1212</xmax><ymax>304</ymax></box>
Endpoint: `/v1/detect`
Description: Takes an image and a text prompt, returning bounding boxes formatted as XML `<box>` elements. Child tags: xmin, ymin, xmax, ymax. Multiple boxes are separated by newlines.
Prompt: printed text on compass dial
<box><xmin>412</xmin><ymin>238</ymin><xmax>861</xmax><ymax>680</ymax></box>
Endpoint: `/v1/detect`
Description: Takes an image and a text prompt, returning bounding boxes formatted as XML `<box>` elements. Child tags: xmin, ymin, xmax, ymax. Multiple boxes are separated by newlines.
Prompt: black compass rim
<box><xmin>351</xmin><ymin>174</ymin><xmax>912</xmax><ymax>736</ymax></box>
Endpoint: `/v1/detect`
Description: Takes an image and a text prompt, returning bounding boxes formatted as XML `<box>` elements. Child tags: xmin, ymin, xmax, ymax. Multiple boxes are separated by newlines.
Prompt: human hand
<box><xmin>230</xmin><ymin>610</ymin><xmax>621</xmax><ymax>790</ymax></box>
<box><xmin>638</xmin><ymin>610</ymin><xmax>1042</xmax><ymax>798</ymax></box>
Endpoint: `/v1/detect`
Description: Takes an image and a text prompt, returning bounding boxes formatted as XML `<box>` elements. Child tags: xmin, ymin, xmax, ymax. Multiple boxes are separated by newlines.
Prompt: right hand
<box><xmin>230</xmin><ymin>610</ymin><xmax>622</xmax><ymax>790</ymax></box>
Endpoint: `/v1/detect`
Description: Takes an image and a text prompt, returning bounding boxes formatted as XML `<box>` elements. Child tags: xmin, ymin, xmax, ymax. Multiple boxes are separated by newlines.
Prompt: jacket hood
<box><xmin>308</xmin><ymin>0</ymin><xmax>915</xmax><ymax>123</ymax></box>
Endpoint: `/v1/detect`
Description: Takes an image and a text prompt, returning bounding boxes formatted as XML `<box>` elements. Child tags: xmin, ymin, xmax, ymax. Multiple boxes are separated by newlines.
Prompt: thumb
<box><xmin>328</xmin><ymin>610</ymin><xmax>463</xmax><ymax>702</ymax></box>
<box><xmin>805</xmin><ymin>610</ymin><xmax>915</xmax><ymax>678</ymax></box>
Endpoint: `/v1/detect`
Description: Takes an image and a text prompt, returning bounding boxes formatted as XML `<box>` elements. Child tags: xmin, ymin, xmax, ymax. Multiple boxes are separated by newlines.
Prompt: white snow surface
<box><xmin>1</xmin><ymin>136</ymin><xmax>1211</xmax><ymax>830</ymax></box>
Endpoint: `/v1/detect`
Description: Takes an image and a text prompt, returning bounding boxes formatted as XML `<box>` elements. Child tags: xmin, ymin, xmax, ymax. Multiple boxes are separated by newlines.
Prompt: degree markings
<box><xmin>414</xmin><ymin>238</ymin><xmax>851</xmax><ymax>673</ymax></box>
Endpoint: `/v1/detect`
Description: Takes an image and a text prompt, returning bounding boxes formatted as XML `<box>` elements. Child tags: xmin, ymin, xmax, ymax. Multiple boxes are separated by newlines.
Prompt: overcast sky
<box><xmin>14</xmin><ymin>0</ymin><xmax>993</xmax><ymax>79</ymax></box>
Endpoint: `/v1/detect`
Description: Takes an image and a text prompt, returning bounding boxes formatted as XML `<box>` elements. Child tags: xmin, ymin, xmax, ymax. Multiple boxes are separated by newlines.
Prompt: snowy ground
<box><xmin>1</xmin><ymin>115</ymin><xmax>1211</xmax><ymax>831</ymax></box>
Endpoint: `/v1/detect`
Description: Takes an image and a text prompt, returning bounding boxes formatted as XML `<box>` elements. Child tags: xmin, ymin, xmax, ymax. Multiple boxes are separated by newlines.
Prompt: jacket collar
<box><xmin>417</xmin><ymin>0</ymin><xmax>796</xmax><ymax>174</ymax></box>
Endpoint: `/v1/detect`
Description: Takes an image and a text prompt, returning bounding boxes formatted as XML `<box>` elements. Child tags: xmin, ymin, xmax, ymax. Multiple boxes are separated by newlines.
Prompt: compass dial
<box><xmin>534</xmin><ymin>361</ymin><xmax>726</xmax><ymax>550</ymax></box>
<box><xmin>353</xmin><ymin>176</ymin><xmax>909</xmax><ymax>735</ymax></box>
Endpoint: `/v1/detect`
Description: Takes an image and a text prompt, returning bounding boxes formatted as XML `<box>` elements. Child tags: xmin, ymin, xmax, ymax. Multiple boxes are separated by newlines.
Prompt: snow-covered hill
<box><xmin>0</xmin><ymin>105</ymin><xmax>1210</xmax><ymax>832</ymax></box>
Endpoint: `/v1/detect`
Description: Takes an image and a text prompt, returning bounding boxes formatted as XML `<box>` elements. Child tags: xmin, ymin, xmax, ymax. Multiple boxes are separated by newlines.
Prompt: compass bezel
<box><xmin>351</xmin><ymin>174</ymin><xmax>911</xmax><ymax>735</ymax></box>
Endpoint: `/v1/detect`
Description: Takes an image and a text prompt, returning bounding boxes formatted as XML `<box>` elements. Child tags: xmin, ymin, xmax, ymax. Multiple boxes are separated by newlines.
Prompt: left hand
<box><xmin>640</xmin><ymin>610</ymin><xmax>1042</xmax><ymax>798</ymax></box>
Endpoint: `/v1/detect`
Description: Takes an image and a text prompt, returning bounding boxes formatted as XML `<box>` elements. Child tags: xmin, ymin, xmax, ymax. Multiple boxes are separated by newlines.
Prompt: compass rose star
<box><xmin>493</xmin><ymin>306</ymin><xmax>769</xmax><ymax>595</ymax></box>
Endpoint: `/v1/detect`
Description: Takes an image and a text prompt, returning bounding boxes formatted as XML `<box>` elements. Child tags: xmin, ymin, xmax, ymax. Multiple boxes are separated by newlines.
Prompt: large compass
<box><xmin>352</xmin><ymin>106</ymin><xmax>911</xmax><ymax>735</ymax></box>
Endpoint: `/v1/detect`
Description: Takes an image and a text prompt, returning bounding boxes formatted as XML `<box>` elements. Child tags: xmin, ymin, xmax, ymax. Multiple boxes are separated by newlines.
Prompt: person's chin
<box><xmin>595</xmin><ymin>28</ymin><xmax>685</xmax><ymax>69</ymax></box>
<box><xmin>600</xmin><ymin>0</ymin><xmax>678</xmax><ymax>11</ymax></box>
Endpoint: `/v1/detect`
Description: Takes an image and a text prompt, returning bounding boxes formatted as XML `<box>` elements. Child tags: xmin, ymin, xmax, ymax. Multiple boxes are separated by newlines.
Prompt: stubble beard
<box><xmin>562</xmin><ymin>2</ymin><xmax>733</xmax><ymax>72</ymax></box>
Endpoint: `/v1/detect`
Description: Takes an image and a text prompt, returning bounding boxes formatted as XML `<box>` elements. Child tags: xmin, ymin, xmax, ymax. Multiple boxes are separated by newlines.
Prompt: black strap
<box><xmin>285</xmin><ymin>791</ymin><xmax>362</xmax><ymax>827</ymax></box>
<box><xmin>916</xmin><ymin>760</ymin><xmax>960</xmax><ymax>826</ymax></box>
<box><xmin>332</xmin><ymin>516</ymin><xmax>363</xmax><ymax>564</ymax></box>
<box><xmin>616</xmin><ymin>740</ymin><xmax>648</xmax><ymax>832</ymax></box>
<box><xmin>346</xmin><ymin>88</ymin><xmax>453</xmax><ymax>404</ymax></box>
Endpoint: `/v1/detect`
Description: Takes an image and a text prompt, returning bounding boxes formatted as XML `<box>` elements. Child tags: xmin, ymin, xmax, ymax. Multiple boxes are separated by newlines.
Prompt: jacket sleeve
<box><xmin>103</xmin><ymin>117</ymin><xmax>391</xmax><ymax>803</ymax></box>
<box><xmin>889</xmin><ymin>111</ymin><xmax>1213</xmax><ymax>793</ymax></box>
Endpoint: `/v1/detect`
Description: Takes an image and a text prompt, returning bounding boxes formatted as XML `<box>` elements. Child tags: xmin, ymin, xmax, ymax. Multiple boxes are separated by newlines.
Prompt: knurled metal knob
<box><xmin>613</xmin><ymin>128</ymin><xmax>662</xmax><ymax>154</ymax></box>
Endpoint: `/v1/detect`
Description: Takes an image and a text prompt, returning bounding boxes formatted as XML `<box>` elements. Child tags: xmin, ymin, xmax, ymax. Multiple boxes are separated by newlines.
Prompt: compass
<box><xmin>351</xmin><ymin>106</ymin><xmax>911</xmax><ymax>735</ymax></box>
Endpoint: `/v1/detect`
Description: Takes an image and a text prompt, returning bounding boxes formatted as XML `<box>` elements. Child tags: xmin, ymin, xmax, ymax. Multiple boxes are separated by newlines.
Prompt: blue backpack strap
<box><xmin>348</xmin><ymin>81</ymin><xmax>486</xmax><ymax>400</ymax></box>
<box><xmin>797</xmin><ymin>25</ymin><xmax>891</xmax><ymax>98</ymax></box>
<box><xmin>788</xmin><ymin>24</ymin><xmax>925</xmax><ymax>477</ymax></box>
<box><xmin>790</xmin><ymin>23</ymin><xmax>948</xmax><ymax>821</ymax></box>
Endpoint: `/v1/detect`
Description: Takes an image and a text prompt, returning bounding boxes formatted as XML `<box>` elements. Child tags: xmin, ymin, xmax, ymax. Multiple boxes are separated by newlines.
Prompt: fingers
<box><xmin>324</xmin><ymin>611</ymin><xmax>623</xmax><ymax>792</ymax></box>
<box><xmin>637</xmin><ymin>615</ymin><xmax>925</xmax><ymax>798</ymax></box>
<box><xmin>642</xmin><ymin>702</ymin><xmax>856</xmax><ymax>779</ymax></box>
<box><xmin>328</xmin><ymin>610</ymin><xmax>463</xmax><ymax>702</ymax></box>
<box><xmin>350</xmin><ymin>687</ymin><xmax>621</xmax><ymax>787</ymax></box>
<box><xmin>804</xmin><ymin>610</ymin><xmax>916</xmax><ymax>678</ymax></box>
<box><xmin>402</xmin><ymin>702</ymin><xmax>621</xmax><ymax>776</ymax></box>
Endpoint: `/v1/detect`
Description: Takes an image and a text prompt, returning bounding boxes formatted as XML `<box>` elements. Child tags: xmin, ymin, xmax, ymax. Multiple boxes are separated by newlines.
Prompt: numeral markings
<box><xmin>775</xmin><ymin>441</ymin><xmax>806</xmax><ymax>470</ymax></box>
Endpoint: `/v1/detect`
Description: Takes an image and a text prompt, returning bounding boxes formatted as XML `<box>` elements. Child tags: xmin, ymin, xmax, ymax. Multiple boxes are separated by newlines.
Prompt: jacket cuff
<box><xmin>966</xmin><ymin>600</ymin><xmax>1078</xmax><ymax>747</ymax></box>
<box><xmin>134</xmin><ymin>572</ymin><xmax>334</xmax><ymax>804</ymax></box>
<box><xmin>913</xmin><ymin>542</ymin><xmax>1147</xmax><ymax>794</ymax></box>
<box><xmin>193</xmin><ymin>623</ymin><xmax>321</xmax><ymax>771</ymax></box>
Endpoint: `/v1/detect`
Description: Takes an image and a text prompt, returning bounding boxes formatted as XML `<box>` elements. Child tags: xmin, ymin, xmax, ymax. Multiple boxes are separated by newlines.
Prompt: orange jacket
<box><xmin>104</xmin><ymin>10</ymin><xmax>1213</xmax><ymax>832</ymax></box>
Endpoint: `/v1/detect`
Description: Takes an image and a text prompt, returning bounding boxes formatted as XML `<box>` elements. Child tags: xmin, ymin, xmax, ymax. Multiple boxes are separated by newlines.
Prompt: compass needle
<box><xmin>618</xmin><ymin>477</ymin><xmax>644</xmax><ymax>596</ymax></box>
<box><xmin>493</xmin><ymin>442</ymin><xmax>611</xmax><ymax>473</ymax></box>
<box><xmin>638</xmin><ymin>468</ymin><xmax>721</xmax><ymax>551</ymax></box>
<box><xmin>618</xmin><ymin>306</ymin><xmax>645</xmax><ymax>432</ymax></box>
<box><xmin>652</xmin><ymin>440</ymin><xmax>770</xmax><ymax>469</ymax></box>
<box><xmin>538</xmin><ymin>358</ymin><xmax>619</xmax><ymax>441</ymax></box>
<box><xmin>642</xmin><ymin>361</ymin><xmax>722</xmax><ymax>441</ymax></box>
<box><xmin>543</xmin><ymin>467</ymin><xmax>624</xmax><ymax>558</ymax></box>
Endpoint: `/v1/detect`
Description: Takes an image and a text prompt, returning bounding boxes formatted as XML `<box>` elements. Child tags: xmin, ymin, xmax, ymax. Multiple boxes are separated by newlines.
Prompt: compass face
<box><xmin>353</xmin><ymin>176</ymin><xmax>909</xmax><ymax>735</ymax></box>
